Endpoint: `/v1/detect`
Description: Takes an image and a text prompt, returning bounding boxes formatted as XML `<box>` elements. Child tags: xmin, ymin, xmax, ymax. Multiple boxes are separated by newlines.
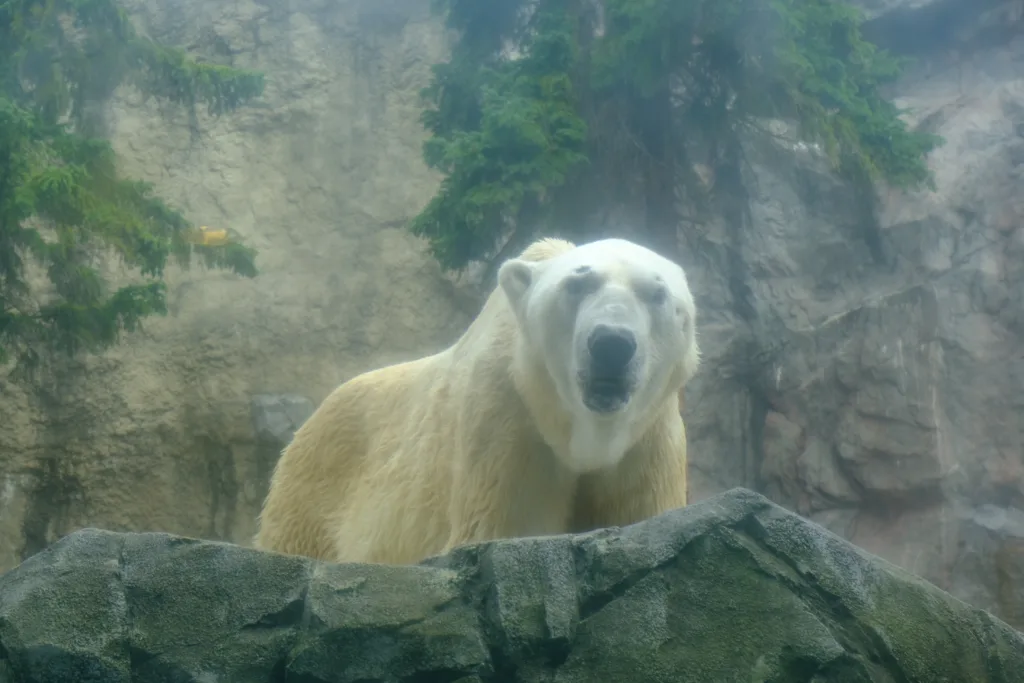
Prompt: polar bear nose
<box><xmin>587</xmin><ymin>325</ymin><xmax>637</xmax><ymax>373</ymax></box>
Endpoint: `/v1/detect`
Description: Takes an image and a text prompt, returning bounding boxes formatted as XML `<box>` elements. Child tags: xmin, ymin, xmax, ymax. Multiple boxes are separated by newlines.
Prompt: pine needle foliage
<box><xmin>412</xmin><ymin>0</ymin><xmax>943</xmax><ymax>272</ymax></box>
<box><xmin>1</xmin><ymin>0</ymin><xmax>265</xmax><ymax>376</ymax></box>
<box><xmin>412</xmin><ymin>0</ymin><xmax>589</xmax><ymax>270</ymax></box>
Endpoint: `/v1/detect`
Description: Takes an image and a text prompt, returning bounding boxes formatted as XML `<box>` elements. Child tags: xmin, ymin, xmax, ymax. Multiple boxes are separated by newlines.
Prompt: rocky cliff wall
<box><xmin>680</xmin><ymin>0</ymin><xmax>1024</xmax><ymax>628</ymax></box>
<box><xmin>0</xmin><ymin>0</ymin><xmax>473</xmax><ymax>568</ymax></box>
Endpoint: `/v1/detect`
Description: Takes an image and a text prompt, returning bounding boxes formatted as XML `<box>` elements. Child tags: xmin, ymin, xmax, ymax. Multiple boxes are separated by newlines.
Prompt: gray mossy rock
<box><xmin>1</xmin><ymin>488</ymin><xmax>1022</xmax><ymax>682</ymax></box>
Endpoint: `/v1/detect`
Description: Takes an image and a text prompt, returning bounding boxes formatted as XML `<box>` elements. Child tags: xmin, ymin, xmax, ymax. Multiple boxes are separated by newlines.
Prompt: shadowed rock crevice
<box><xmin>19</xmin><ymin>456</ymin><xmax>85</xmax><ymax>563</ymax></box>
<box><xmin>198</xmin><ymin>435</ymin><xmax>240</xmax><ymax>541</ymax></box>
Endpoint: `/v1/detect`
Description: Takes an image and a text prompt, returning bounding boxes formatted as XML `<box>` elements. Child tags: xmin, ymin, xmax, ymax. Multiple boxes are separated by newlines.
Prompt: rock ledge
<box><xmin>1</xmin><ymin>488</ymin><xmax>1022</xmax><ymax>682</ymax></box>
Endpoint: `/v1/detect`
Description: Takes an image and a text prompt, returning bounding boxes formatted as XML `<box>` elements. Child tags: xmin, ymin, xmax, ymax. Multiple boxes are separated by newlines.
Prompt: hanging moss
<box><xmin>412</xmin><ymin>0</ymin><xmax>943</xmax><ymax>272</ymax></box>
<box><xmin>1</xmin><ymin>0</ymin><xmax>265</xmax><ymax>376</ymax></box>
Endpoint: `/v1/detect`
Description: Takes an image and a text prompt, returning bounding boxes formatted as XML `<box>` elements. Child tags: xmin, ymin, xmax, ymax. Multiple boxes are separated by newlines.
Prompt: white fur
<box><xmin>499</xmin><ymin>238</ymin><xmax>699</xmax><ymax>473</ymax></box>
<box><xmin>253</xmin><ymin>237</ymin><xmax>700</xmax><ymax>565</ymax></box>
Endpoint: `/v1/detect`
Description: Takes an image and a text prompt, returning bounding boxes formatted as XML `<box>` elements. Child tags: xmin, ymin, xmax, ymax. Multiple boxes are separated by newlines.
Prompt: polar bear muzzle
<box><xmin>580</xmin><ymin>323</ymin><xmax>638</xmax><ymax>413</ymax></box>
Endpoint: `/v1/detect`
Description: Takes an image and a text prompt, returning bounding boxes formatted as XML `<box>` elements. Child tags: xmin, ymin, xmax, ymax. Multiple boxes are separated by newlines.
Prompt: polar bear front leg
<box><xmin>440</xmin><ymin>431</ymin><xmax>577</xmax><ymax>554</ymax></box>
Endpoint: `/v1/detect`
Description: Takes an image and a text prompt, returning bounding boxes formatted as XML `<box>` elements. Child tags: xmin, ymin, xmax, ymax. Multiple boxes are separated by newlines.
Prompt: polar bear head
<box><xmin>498</xmin><ymin>237</ymin><xmax>700</xmax><ymax>473</ymax></box>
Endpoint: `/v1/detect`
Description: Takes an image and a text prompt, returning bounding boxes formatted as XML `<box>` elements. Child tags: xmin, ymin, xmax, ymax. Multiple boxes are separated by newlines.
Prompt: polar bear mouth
<box><xmin>581</xmin><ymin>375</ymin><xmax>633</xmax><ymax>413</ymax></box>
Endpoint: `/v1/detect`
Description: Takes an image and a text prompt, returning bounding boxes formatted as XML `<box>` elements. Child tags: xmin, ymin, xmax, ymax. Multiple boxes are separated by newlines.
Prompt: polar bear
<box><xmin>253</xmin><ymin>236</ymin><xmax>700</xmax><ymax>565</ymax></box>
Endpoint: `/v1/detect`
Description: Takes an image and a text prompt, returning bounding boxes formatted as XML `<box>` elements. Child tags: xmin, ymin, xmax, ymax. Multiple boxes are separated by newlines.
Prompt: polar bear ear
<box><xmin>498</xmin><ymin>258</ymin><xmax>535</xmax><ymax>314</ymax></box>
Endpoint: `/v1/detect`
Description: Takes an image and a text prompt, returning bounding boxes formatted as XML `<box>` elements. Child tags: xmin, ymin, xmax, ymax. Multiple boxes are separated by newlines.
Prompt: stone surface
<box><xmin>2</xmin><ymin>488</ymin><xmax>1023</xmax><ymax>683</ymax></box>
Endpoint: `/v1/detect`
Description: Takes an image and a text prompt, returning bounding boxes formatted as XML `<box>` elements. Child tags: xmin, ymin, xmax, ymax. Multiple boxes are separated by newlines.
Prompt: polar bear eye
<box><xmin>644</xmin><ymin>283</ymin><xmax>668</xmax><ymax>306</ymax></box>
<box><xmin>564</xmin><ymin>267</ymin><xmax>599</xmax><ymax>297</ymax></box>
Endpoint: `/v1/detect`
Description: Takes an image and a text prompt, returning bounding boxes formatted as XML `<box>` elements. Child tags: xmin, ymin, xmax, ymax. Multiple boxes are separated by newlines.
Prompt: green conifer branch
<box><xmin>411</xmin><ymin>0</ymin><xmax>588</xmax><ymax>270</ymax></box>
<box><xmin>413</xmin><ymin>0</ymin><xmax>944</xmax><ymax>272</ymax></box>
<box><xmin>1</xmin><ymin>0</ymin><xmax>265</xmax><ymax>375</ymax></box>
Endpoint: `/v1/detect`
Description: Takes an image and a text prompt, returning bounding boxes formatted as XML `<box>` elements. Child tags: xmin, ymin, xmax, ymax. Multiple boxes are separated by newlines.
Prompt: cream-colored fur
<box><xmin>253</xmin><ymin>237</ymin><xmax>700</xmax><ymax>564</ymax></box>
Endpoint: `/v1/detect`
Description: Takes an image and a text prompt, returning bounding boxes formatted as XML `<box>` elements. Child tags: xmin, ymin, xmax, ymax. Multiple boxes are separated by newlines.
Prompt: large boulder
<box><xmin>1</xmin><ymin>488</ymin><xmax>1022</xmax><ymax>682</ymax></box>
